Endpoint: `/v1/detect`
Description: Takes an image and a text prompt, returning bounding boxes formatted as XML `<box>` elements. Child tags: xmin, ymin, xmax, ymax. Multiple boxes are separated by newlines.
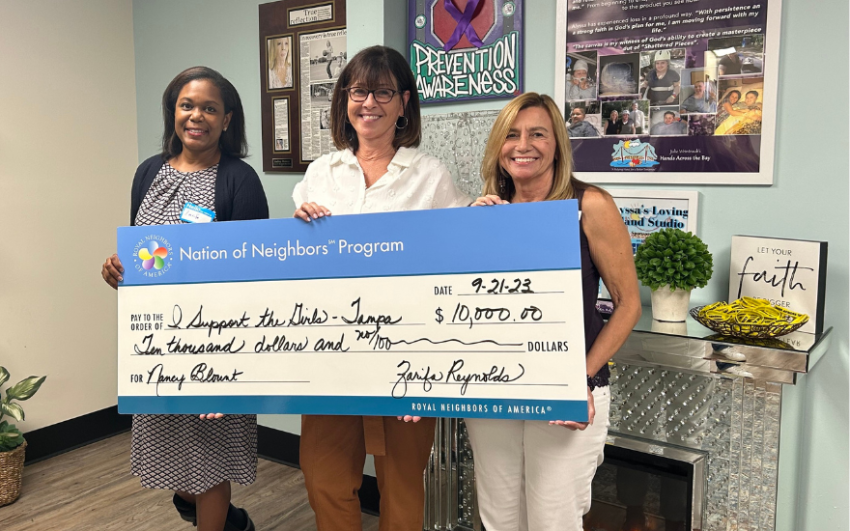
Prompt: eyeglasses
<box><xmin>345</xmin><ymin>87</ymin><xmax>398</xmax><ymax>103</ymax></box>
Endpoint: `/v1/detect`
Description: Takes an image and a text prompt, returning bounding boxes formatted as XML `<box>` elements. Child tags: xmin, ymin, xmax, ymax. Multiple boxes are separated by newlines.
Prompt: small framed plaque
<box><xmin>728</xmin><ymin>235</ymin><xmax>828</xmax><ymax>335</ymax></box>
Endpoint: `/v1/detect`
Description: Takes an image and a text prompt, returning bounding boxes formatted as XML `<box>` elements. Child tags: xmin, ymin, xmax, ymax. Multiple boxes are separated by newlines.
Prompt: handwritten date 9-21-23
<box><xmin>471</xmin><ymin>277</ymin><xmax>533</xmax><ymax>294</ymax></box>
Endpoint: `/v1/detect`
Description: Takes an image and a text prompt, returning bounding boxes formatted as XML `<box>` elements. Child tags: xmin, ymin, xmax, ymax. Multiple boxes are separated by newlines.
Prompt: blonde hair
<box><xmin>268</xmin><ymin>37</ymin><xmax>291</xmax><ymax>73</ymax></box>
<box><xmin>481</xmin><ymin>92</ymin><xmax>582</xmax><ymax>201</ymax></box>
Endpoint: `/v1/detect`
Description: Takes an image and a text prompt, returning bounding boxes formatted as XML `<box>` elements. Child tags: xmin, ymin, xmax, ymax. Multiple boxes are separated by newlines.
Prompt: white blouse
<box><xmin>292</xmin><ymin>147</ymin><xmax>470</xmax><ymax>214</ymax></box>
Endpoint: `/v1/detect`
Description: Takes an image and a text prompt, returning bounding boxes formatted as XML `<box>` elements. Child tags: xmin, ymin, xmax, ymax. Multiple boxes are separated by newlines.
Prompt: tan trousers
<box><xmin>300</xmin><ymin>415</ymin><xmax>437</xmax><ymax>531</ymax></box>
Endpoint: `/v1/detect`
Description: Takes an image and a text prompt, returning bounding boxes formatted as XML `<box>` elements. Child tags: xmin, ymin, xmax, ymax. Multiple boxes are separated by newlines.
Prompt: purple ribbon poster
<box><xmin>409</xmin><ymin>0</ymin><xmax>523</xmax><ymax>104</ymax></box>
<box><xmin>555</xmin><ymin>0</ymin><xmax>781</xmax><ymax>185</ymax></box>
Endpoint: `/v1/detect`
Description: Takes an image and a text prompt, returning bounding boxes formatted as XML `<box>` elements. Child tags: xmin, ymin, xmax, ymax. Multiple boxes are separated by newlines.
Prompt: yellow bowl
<box><xmin>690</xmin><ymin>305</ymin><xmax>809</xmax><ymax>339</ymax></box>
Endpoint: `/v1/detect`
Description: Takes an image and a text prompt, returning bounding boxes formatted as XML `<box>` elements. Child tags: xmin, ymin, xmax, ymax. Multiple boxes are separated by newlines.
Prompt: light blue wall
<box><xmin>132</xmin><ymin>1</ymin><xmax>847</xmax><ymax>529</ymax></box>
<box><xmin>765</xmin><ymin>4</ymin><xmax>848</xmax><ymax>530</ymax></box>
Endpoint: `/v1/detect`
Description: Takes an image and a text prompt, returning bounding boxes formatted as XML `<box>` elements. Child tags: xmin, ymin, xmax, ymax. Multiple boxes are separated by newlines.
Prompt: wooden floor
<box><xmin>0</xmin><ymin>432</ymin><xmax>379</xmax><ymax>531</ymax></box>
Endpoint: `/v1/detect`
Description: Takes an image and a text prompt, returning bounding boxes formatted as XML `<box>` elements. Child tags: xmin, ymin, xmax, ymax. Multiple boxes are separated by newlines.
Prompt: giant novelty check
<box><xmin>117</xmin><ymin>201</ymin><xmax>589</xmax><ymax>420</ymax></box>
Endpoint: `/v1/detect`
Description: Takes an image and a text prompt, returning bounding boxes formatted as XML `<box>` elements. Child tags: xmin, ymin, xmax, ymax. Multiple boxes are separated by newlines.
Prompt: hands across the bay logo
<box><xmin>133</xmin><ymin>235</ymin><xmax>173</xmax><ymax>277</ymax></box>
<box><xmin>611</xmin><ymin>140</ymin><xmax>659</xmax><ymax>169</ymax></box>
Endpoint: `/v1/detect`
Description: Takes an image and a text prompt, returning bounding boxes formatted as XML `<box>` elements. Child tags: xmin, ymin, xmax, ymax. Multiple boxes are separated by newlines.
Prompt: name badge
<box><xmin>180</xmin><ymin>203</ymin><xmax>215</xmax><ymax>223</ymax></box>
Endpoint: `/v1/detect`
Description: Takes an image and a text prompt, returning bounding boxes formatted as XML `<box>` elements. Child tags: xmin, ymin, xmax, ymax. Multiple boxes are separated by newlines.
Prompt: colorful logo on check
<box><xmin>133</xmin><ymin>235</ymin><xmax>173</xmax><ymax>277</ymax></box>
<box><xmin>139</xmin><ymin>242</ymin><xmax>168</xmax><ymax>270</ymax></box>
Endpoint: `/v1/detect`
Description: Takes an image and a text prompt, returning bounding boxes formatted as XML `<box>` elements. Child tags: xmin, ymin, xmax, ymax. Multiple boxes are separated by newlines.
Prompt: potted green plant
<box><xmin>0</xmin><ymin>367</ymin><xmax>46</xmax><ymax>506</ymax></box>
<box><xmin>634</xmin><ymin>228</ymin><xmax>713</xmax><ymax>322</ymax></box>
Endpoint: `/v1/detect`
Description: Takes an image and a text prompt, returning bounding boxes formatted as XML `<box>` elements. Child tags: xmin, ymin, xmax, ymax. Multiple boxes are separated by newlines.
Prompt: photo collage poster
<box><xmin>259</xmin><ymin>1</ymin><xmax>345</xmax><ymax>173</ymax></box>
<box><xmin>556</xmin><ymin>0</ymin><xmax>779</xmax><ymax>184</ymax></box>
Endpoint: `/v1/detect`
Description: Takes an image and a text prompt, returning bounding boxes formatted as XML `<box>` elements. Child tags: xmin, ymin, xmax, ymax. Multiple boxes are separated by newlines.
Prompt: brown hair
<box><xmin>329</xmin><ymin>46</ymin><xmax>420</xmax><ymax>153</ymax></box>
<box><xmin>481</xmin><ymin>92</ymin><xmax>585</xmax><ymax>201</ymax></box>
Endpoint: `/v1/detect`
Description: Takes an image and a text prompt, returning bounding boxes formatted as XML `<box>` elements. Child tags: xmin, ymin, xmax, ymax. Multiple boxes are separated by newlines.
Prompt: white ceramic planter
<box><xmin>650</xmin><ymin>319</ymin><xmax>689</xmax><ymax>335</ymax></box>
<box><xmin>651</xmin><ymin>287</ymin><xmax>692</xmax><ymax>322</ymax></box>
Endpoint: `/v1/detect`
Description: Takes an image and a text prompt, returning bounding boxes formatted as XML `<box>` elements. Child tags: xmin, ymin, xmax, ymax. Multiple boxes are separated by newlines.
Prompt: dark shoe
<box><xmin>172</xmin><ymin>493</ymin><xmax>197</xmax><ymax>526</ymax></box>
<box><xmin>224</xmin><ymin>507</ymin><xmax>255</xmax><ymax>531</ymax></box>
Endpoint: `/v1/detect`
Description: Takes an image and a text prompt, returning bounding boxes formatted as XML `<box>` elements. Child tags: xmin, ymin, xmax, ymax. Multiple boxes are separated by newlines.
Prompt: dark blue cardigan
<box><xmin>130</xmin><ymin>154</ymin><xmax>269</xmax><ymax>225</ymax></box>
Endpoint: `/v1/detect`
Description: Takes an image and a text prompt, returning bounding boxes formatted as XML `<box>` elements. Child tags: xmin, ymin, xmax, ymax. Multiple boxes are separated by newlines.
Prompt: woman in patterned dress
<box><xmin>101</xmin><ymin>66</ymin><xmax>268</xmax><ymax>531</ymax></box>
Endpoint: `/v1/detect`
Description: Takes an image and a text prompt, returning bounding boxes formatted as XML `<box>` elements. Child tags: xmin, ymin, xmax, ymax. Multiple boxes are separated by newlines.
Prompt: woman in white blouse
<box><xmin>291</xmin><ymin>45</ymin><xmax>468</xmax><ymax>531</ymax></box>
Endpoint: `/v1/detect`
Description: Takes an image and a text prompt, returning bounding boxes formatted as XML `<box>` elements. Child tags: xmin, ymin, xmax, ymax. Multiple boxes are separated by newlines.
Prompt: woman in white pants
<box><xmin>466</xmin><ymin>92</ymin><xmax>641</xmax><ymax>531</ymax></box>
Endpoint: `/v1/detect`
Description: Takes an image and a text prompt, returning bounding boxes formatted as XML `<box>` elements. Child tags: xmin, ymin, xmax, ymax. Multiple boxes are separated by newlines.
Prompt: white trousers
<box><xmin>464</xmin><ymin>386</ymin><xmax>611</xmax><ymax>531</ymax></box>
